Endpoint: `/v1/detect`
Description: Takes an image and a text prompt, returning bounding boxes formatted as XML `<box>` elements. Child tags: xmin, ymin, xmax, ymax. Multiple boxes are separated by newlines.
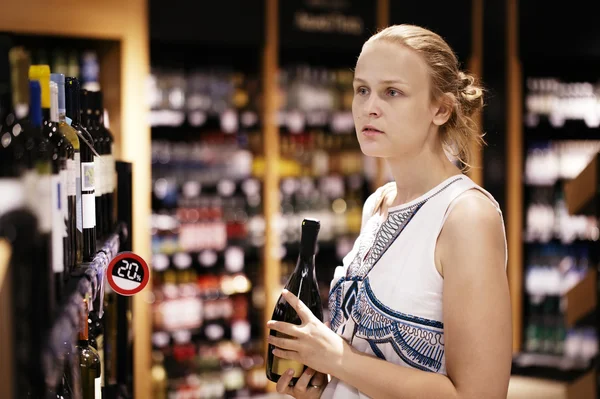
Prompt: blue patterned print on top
<box><xmin>328</xmin><ymin>202</ymin><xmax>423</xmax><ymax>332</ymax></box>
<box><xmin>328</xmin><ymin>177</ymin><xmax>463</xmax><ymax>370</ymax></box>
<box><xmin>351</xmin><ymin>277</ymin><xmax>445</xmax><ymax>373</ymax></box>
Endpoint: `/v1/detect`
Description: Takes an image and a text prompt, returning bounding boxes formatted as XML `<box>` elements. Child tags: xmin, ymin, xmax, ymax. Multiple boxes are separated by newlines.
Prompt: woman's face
<box><xmin>352</xmin><ymin>40</ymin><xmax>444</xmax><ymax>159</ymax></box>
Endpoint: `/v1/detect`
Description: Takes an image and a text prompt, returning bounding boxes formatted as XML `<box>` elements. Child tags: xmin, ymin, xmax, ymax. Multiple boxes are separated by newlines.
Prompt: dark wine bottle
<box><xmin>266</xmin><ymin>218</ymin><xmax>323</xmax><ymax>385</ymax></box>
<box><xmin>30</xmin><ymin>65</ymin><xmax>70</xmax><ymax>299</ymax></box>
<box><xmin>77</xmin><ymin>299</ymin><xmax>102</xmax><ymax>399</ymax></box>
<box><xmin>52</xmin><ymin>72</ymin><xmax>82</xmax><ymax>273</ymax></box>
<box><xmin>80</xmin><ymin>89</ymin><xmax>104</xmax><ymax>239</ymax></box>
<box><xmin>51</xmin><ymin>80</ymin><xmax>73</xmax><ymax>289</ymax></box>
<box><xmin>92</xmin><ymin>90</ymin><xmax>115</xmax><ymax>236</ymax></box>
<box><xmin>28</xmin><ymin>79</ymin><xmax>57</xmax><ymax>325</ymax></box>
<box><xmin>65</xmin><ymin>77</ymin><xmax>96</xmax><ymax>262</ymax></box>
<box><xmin>0</xmin><ymin>40</ymin><xmax>44</xmax><ymax>396</ymax></box>
<box><xmin>0</xmin><ymin>39</ymin><xmax>26</xmax><ymax>177</ymax></box>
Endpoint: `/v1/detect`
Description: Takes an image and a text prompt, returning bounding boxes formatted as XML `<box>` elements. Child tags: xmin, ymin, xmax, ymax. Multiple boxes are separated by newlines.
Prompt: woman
<box><xmin>267</xmin><ymin>24</ymin><xmax>512</xmax><ymax>399</ymax></box>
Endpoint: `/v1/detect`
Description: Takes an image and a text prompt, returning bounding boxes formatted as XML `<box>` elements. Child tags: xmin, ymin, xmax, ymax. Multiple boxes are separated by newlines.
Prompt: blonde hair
<box><xmin>364</xmin><ymin>24</ymin><xmax>485</xmax><ymax>171</ymax></box>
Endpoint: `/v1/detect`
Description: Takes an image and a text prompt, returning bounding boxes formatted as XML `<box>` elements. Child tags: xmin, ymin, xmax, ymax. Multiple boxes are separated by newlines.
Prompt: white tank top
<box><xmin>322</xmin><ymin>174</ymin><xmax>507</xmax><ymax>399</ymax></box>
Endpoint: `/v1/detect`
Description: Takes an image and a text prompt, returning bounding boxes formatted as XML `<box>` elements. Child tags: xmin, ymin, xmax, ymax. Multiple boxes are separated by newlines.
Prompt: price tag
<box><xmin>107</xmin><ymin>252</ymin><xmax>150</xmax><ymax>296</ymax></box>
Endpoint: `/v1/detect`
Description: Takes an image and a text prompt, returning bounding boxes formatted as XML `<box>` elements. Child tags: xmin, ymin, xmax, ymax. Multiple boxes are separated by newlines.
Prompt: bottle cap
<box><xmin>28</xmin><ymin>65</ymin><xmax>51</xmax><ymax>109</ymax></box>
<box><xmin>28</xmin><ymin>80</ymin><xmax>42</xmax><ymax>127</ymax></box>
<box><xmin>50</xmin><ymin>73</ymin><xmax>66</xmax><ymax>116</ymax></box>
<box><xmin>65</xmin><ymin>77</ymin><xmax>80</xmax><ymax>121</ymax></box>
<box><xmin>300</xmin><ymin>218</ymin><xmax>320</xmax><ymax>258</ymax></box>
<box><xmin>50</xmin><ymin>81</ymin><xmax>59</xmax><ymax>123</ymax></box>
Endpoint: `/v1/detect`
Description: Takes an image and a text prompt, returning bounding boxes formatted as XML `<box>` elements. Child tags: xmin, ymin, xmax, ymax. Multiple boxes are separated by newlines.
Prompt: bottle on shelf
<box><xmin>1</xmin><ymin>41</ymin><xmax>27</xmax><ymax>177</ymax></box>
<box><xmin>51</xmin><ymin>80</ymin><xmax>72</xmax><ymax>284</ymax></box>
<box><xmin>0</xmin><ymin>37</ymin><xmax>44</xmax><ymax>397</ymax></box>
<box><xmin>151</xmin><ymin>351</ymin><xmax>168</xmax><ymax>399</ymax></box>
<box><xmin>52</xmin><ymin>72</ymin><xmax>83</xmax><ymax>270</ymax></box>
<box><xmin>30</xmin><ymin>65</ymin><xmax>70</xmax><ymax>299</ymax></box>
<box><xmin>266</xmin><ymin>218</ymin><xmax>323</xmax><ymax>385</ymax></box>
<box><xmin>66</xmin><ymin>77</ymin><xmax>96</xmax><ymax>262</ymax></box>
<box><xmin>92</xmin><ymin>90</ymin><xmax>115</xmax><ymax>237</ymax></box>
<box><xmin>77</xmin><ymin>298</ymin><xmax>102</xmax><ymax>399</ymax></box>
<box><xmin>80</xmin><ymin>88</ymin><xmax>104</xmax><ymax>239</ymax></box>
<box><xmin>28</xmin><ymin>79</ymin><xmax>56</xmax><ymax>326</ymax></box>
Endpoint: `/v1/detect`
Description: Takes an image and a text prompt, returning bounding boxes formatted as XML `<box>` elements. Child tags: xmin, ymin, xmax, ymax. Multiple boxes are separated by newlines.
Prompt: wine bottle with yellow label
<box><xmin>266</xmin><ymin>218</ymin><xmax>323</xmax><ymax>385</ymax></box>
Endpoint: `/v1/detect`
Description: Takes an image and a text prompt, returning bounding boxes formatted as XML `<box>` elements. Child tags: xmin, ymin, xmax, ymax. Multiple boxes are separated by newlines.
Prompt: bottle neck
<box><xmin>79</xmin><ymin>306</ymin><xmax>89</xmax><ymax>344</ymax></box>
<box><xmin>295</xmin><ymin>252</ymin><xmax>315</xmax><ymax>275</ymax></box>
<box><xmin>42</xmin><ymin>108</ymin><xmax>51</xmax><ymax>123</ymax></box>
<box><xmin>9</xmin><ymin>48</ymin><xmax>30</xmax><ymax>119</ymax></box>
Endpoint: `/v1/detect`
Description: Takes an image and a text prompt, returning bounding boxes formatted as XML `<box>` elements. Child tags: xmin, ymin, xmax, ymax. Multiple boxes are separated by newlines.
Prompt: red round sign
<box><xmin>107</xmin><ymin>252</ymin><xmax>150</xmax><ymax>296</ymax></box>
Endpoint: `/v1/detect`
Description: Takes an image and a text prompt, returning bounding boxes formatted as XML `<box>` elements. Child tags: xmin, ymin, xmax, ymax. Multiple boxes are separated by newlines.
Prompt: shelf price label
<box><xmin>107</xmin><ymin>252</ymin><xmax>150</xmax><ymax>296</ymax></box>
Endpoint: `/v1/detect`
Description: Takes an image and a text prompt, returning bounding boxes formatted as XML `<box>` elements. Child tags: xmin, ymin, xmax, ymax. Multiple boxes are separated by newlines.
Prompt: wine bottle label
<box><xmin>82</xmin><ymin>162</ymin><xmax>95</xmax><ymax>192</ymax></box>
<box><xmin>103</xmin><ymin>155</ymin><xmax>109</xmax><ymax>196</ymax></box>
<box><xmin>67</xmin><ymin>158</ymin><xmax>77</xmax><ymax>196</ymax></box>
<box><xmin>94</xmin><ymin>156</ymin><xmax>102</xmax><ymax>197</ymax></box>
<box><xmin>95</xmin><ymin>376</ymin><xmax>101</xmax><ymax>399</ymax></box>
<box><xmin>101</xmin><ymin>155</ymin><xmax>107</xmax><ymax>196</ymax></box>
<box><xmin>37</xmin><ymin>175</ymin><xmax>52</xmax><ymax>233</ymax></box>
<box><xmin>109</xmin><ymin>146</ymin><xmax>115</xmax><ymax>192</ymax></box>
<box><xmin>51</xmin><ymin>174</ymin><xmax>64</xmax><ymax>273</ymax></box>
<box><xmin>59</xmin><ymin>169</ymin><xmax>68</xmax><ymax>238</ymax></box>
<box><xmin>273</xmin><ymin>357</ymin><xmax>304</xmax><ymax>378</ymax></box>
<box><xmin>76</xmin><ymin>158</ymin><xmax>83</xmax><ymax>233</ymax></box>
<box><xmin>109</xmin><ymin>154</ymin><xmax>115</xmax><ymax>192</ymax></box>
<box><xmin>0</xmin><ymin>179</ymin><xmax>25</xmax><ymax>214</ymax></box>
<box><xmin>272</xmin><ymin>332</ymin><xmax>305</xmax><ymax>377</ymax></box>
<box><xmin>83</xmin><ymin>193</ymin><xmax>96</xmax><ymax>229</ymax></box>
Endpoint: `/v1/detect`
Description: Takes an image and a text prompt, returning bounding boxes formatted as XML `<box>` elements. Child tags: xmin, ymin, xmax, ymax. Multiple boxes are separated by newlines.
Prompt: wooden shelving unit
<box><xmin>0</xmin><ymin>1</ymin><xmax>151</xmax><ymax>398</ymax></box>
<box><xmin>564</xmin><ymin>153</ymin><xmax>600</xmax><ymax>216</ymax></box>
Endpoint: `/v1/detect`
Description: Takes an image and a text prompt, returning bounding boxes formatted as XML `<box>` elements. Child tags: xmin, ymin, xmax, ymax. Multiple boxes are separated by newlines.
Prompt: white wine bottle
<box><xmin>77</xmin><ymin>298</ymin><xmax>101</xmax><ymax>399</ymax></box>
<box><xmin>266</xmin><ymin>218</ymin><xmax>322</xmax><ymax>385</ymax></box>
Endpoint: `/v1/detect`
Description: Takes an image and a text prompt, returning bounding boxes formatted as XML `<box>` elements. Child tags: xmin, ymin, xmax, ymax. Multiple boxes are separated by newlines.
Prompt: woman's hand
<box><xmin>267</xmin><ymin>289</ymin><xmax>347</xmax><ymax>377</ymax></box>
<box><xmin>275</xmin><ymin>366</ymin><xmax>328</xmax><ymax>398</ymax></box>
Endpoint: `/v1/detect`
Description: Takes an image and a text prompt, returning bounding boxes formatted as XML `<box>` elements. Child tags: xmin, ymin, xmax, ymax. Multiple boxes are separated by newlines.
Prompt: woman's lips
<box><xmin>362</xmin><ymin>125</ymin><xmax>384</xmax><ymax>136</ymax></box>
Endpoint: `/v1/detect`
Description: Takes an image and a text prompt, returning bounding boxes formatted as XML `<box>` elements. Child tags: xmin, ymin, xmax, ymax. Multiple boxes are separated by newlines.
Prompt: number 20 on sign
<box><xmin>107</xmin><ymin>252</ymin><xmax>150</xmax><ymax>296</ymax></box>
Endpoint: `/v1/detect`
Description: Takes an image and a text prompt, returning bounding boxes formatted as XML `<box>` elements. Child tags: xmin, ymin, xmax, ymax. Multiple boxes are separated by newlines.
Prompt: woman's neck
<box><xmin>384</xmin><ymin>148</ymin><xmax>462</xmax><ymax>208</ymax></box>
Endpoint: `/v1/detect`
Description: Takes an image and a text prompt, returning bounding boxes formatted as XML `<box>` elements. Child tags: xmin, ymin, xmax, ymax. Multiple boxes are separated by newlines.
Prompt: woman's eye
<box><xmin>387</xmin><ymin>89</ymin><xmax>401</xmax><ymax>97</ymax></box>
<box><xmin>356</xmin><ymin>87</ymin><xmax>369</xmax><ymax>96</ymax></box>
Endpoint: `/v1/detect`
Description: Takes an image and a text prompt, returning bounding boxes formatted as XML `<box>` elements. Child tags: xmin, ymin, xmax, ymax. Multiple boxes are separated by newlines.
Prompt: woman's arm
<box><xmin>268</xmin><ymin>194</ymin><xmax>511</xmax><ymax>399</ymax></box>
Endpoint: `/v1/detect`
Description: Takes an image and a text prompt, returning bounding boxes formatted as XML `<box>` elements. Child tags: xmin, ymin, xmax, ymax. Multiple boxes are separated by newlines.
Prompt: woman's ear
<box><xmin>432</xmin><ymin>93</ymin><xmax>455</xmax><ymax>126</ymax></box>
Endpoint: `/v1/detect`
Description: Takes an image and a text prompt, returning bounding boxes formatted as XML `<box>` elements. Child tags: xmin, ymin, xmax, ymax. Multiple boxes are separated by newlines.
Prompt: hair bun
<box><xmin>457</xmin><ymin>71</ymin><xmax>483</xmax><ymax>116</ymax></box>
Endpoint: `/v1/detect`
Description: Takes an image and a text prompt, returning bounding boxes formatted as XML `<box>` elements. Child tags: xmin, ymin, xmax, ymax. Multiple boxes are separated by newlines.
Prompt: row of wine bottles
<box><xmin>277</xmin><ymin>65</ymin><xmax>354</xmax><ymax>133</ymax></box>
<box><xmin>148</xmin><ymin>68</ymin><xmax>260</xmax><ymax>129</ymax></box>
<box><xmin>0</xmin><ymin>38</ymin><xmax>127</xmax><ymax>399</ymax></box>
<box><xmin>150</xmin><ymin>125</ymin><xmax>267</xmax><ymax>398</ymax></box>
<box><xmin>525</xmin><ymin>185</ymin><xmax>598</xmax><ymax>244</ymax></box>
<box><xmin>525</xmin><ymin>244</ymin><xmax>591</xmax><ymax>297</ymax></box>
<box><xmin>523</xmin><ymin>243</ymin><xmax>597</xmax><ymax>359</ymax></box>
<box><xmin>525</xmin><ymin>140</ymin><xmax>600</xmax><ymax>186</ymax></box>
<box><xmin>148</xmin><ymin>64</ymin><xmax>358</xmax><ymax>133</ymax></box>
<box><xmin>2</xmin><ymin>43</ymin><xmax>117</xmax><ymax>275</ymax></box>
<box><xmin>524</xmin><ymin>297</ymin><xmax>597</xmax><ymax>360</ymax></box>
<box><xmin>150</xmin><ymin>340</ymin><xmax>268</xmax><ymax>398</ymax></box>
<box><xmin>525</xmin><ymin>77</ymin><xmax>600</xmax><ymax>128</ymax></box>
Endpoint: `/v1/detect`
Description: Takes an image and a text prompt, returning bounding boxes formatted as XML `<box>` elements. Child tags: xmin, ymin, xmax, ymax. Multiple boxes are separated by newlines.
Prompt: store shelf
<box><xmin>524</xmin><ymin>120</ymin><xmax>600</xmax><ymax>142</ymax></box>
<box><xmin>565</xmin><ymin>370</ymin><xmax>597</xmax><ymax>399</ymax></box>
<box><xmin>564</xmin><ymin>153</ymin><xmax>600</xmax><ymax>216</ymax></box>
<box><xmin>564</xmin><ymin>269</ymin><xmax>597</xmax><ymax>328</ymax></box>
<box><xmin>511</xmin><ymin>352</ymin><xmax>593</xmax><ymax>382</ymax></box>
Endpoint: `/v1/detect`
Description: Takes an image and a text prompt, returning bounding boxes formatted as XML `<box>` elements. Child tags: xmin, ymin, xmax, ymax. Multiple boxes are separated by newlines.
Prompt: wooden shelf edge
<box><xmin>564</xmin><ymin>153</ymin><xmax>599</xmax><ymax>216</ymax></box>
<box><xmin>565</xmin><ymin>268</ymin><xmax>597</xmax><ymax>328</ymax></box>
<box><xmin>566</xmin><ymin>369</ymin><xmax>596</xmax><ymax>399</ymax></box>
